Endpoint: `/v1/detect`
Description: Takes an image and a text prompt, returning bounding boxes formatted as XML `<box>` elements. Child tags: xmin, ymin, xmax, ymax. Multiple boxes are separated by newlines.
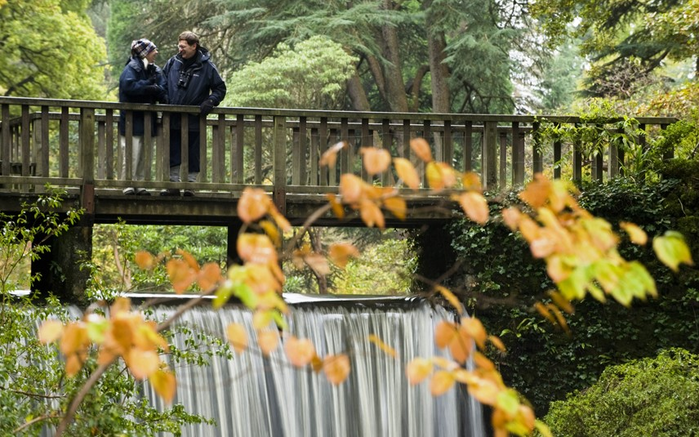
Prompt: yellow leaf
<box><xmin>393</xmin><ymin>157</ymin><xmax>421</xmax><ymax>190</ymax></box>
<box><xmin>534</xmin><ymin>302</ymin><xmax>557</xmax><ymax>325</ymax></box>
<box><xmin>257</xmin><ymin>330</ymin><xmax>280</xmax><ymax>356</ymax></box>
<box><xmin>320</xmin><ymin>141</ymin><xmax>347</xmax><ymax>168</ymax></box>
<box><xmin>535</xmin><ymin>419</ymin><xmax>554</xmax><ymax>437</ymax></box>
<box><xmin>435</xmin><ymin>285</ymin><xmax>464</xmax><ymax>314</ymax></box>
<box><xmin>368</xmin><ymin>334</ymin><xmax>397</xmax><ymax>358</ymax></box>
<box><xmin>260</xmin><ymin>220</ymin><xmax>281</xmax><ymax>246</ymax></box>
<box><xmin>150</xmin><ymin>369</ymin><xmax>176</xmax><ymax>404</ymax></box>
<box><xmin>383</xmin><ymin>196</ymin><xmax>407</xmax><ymax>220</ymax></box>
<box><xmin>284</xmin><ymin>336</ymin><xmax>316</xmax><ymax>367</ymax></box>
<box><xmin>430</xmin><ymin>370</ymin><xmax>456</xmax><ymax>396</ymax></box>
<box><xmin>547</xmin><ymin>303</ymin><xmax>570</xmax><ymax>334</ymax></box>
<box><xmin>466</xmin><ymin>376</ymin><xmax>501</xmax><ymax>405</ymax></box>
<box><xmin>126</xmin><ymin>349</ymin><xmax>160</xmax><ymax>380</ymax></box>
<box><xmin>323</xmin><ymin>354</ymin><xmax>351</xmax><ymax>385</ymax></box>
<box><xmin>361</xmin><ymin>147</ymin><xmax>392</xmax><ymax>176</ymax></box>
<box><xmin>253</xmin><ymin>310</ymin><xmax>274</xmax><ymax>330</ymax></box>
<box><xmin>135</xmin><ymin>251</ymin><xmax>154</xmax><ymax>270</ymax></box>
<box><xmin>238</xmin><ymin>187</ymin><xmax>271</xmax><ymax>223</ymax></box>
<box><xmin>406</xmin><ymin>358</ymin><xmax>433</xmax><ymax>385</ymax></box>
<box><xmin>65</xmin><ymin>353</ymin><xmax>84</xmax><ymax>377</ymax></box>
<box><xmin>410</xmin><ymin>137</ymin><xmax>433</xmax><ymax>163</ymax></box>
<box><xmin>461</xmin><ymin>317</ymin><xmax>487</xmax><ymax>349</ymax></box>
<box><xmin>60</xmin><ymin>323</ymin><xmax>88</xmax><ymax>357</ymax></box>
<box><xmin>620</xmin><ymin>221</ymin><xmax>648</xmax><ymax>245</ymax></box>
<box><xmin>39</xmin><ymin>320</ymin><xmax>63</xmax><ymax>344</ymax></box>
<box><xmin>548</xmin><ymin>290</ymin><xmax>574</xmax><ymax>314</ymax></box>
<box><xmin>426</xmin><ymin>162</ymin><xmax>443</xmax><ymax>190</ymax></box>
<box><xmin>110</xmin><ymin>297</ymin><xmax>131</xmax><ymax>315</ymax></box>
<box><xmin>462</xmin><ymin>172</ymin><xmax>482</xmax><ymax>192</ymax></box>
<box><xmin>328</xmin><ymin>243</ymin><xmax>360</xmax><ymax>268</ymax></box>
<box><xmin>653</xmin><ymin>231</ymin><xmax>694</xmax><ymax>272</ymax></box>
<box><xmin>488</xmin><ymin>335</ymin><xmax>507</xmax><ymax>352</ymax></box>
<box><xmin>454</xmin><ymin>192</ymin><xmax>489</xmax><ymax>224</ymax></box>
<box><xmin>226</xmin><ymin>323</ymin><xmax>248</xmax><ymax>353</ymax></box>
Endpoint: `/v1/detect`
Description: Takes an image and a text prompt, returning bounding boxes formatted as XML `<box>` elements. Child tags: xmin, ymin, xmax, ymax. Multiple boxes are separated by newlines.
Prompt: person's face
<box><xmin>178</xmin><ymin>40</ymin><xmax>197</xmax><ymax>59</ymax></box>
<box><xmin>145</xmin><ymin>48</ymin><xmax>158</xmax><ymax>63</ymax></box>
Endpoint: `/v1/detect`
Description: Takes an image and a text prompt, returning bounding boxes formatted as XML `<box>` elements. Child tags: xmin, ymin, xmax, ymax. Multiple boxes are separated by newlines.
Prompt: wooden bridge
<box><xmin>0</xmin><ymin>96</ymin><xmax>678</xmax><ymax>227</ymax></box>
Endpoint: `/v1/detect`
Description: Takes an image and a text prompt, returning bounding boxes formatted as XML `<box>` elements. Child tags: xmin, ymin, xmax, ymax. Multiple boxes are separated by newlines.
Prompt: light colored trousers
<box><xmin>119</xmin><ymin>135</ymin><xmax>146</xmax><ymax>183</ymax></box>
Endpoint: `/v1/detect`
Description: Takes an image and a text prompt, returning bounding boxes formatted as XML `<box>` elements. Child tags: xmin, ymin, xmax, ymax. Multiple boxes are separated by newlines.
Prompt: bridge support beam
<box><xmin>31</xmin><ymin>222</ymin><xmax>93</xmax><ymax>306</ymax></box>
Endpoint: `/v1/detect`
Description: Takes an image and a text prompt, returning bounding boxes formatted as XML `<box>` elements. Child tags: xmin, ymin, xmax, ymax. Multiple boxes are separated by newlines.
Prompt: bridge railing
<box><xmin>0</xmin><ymin>96</ymin><xmax>678</xmax><ymax>204</ymax></box>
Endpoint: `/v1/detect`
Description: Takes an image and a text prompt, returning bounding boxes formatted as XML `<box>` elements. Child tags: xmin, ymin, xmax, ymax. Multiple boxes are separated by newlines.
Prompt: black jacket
<box><xmin>118</xmin><ymin>57</ymin><xmax>167</xmax><ymax>135</ymax></box>
<box><xmin>162</xmin><ymin>47</ymin><xmax>227</xmax><ymax>130</ymax></box>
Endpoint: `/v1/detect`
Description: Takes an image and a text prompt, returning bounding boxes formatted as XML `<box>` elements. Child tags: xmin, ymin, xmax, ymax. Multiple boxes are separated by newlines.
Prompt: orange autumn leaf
<box><xmin>111</xmin><ymin>297</ymin><xmax>131</xmax><ymax>315</ymax></box>
<box><xmin>320</xmin><ymin>141</ymin><xmax>347</xmax><ymax>168</ymax></box>
<box><xmin>39</xmin><ymin>320</ymin><xmax>64</xmax><ymax>344</ymax></box>
<box><xmin>465</xmin><ymin>375</ymin><xmax>502</xmax><ymax>405</ymax></box>
<box><xmin>237</xmin><ymin>233</ymin><xmax>278</xmax><ymax>265</ymax></box>
<box><xmin>461</xmin><ymin>317</ymin><xmax>487</xmax><ymax>349</ymax></box>
<box><xmin>326</xmin><ymin>193</ymin><xmax>345</xmax><ymax>219</ymax></box>
<box><xmin>519</xmin><ymin>173</ymin><xmax>551</xmax><ymax>208</ymax></box>
<box><xmin>548</xmin><ymin>290</ymin><xmax>575</xmax><ymax>314</ymax></box>
<box><xmin>305</xmin><ymin>252</ymin><xmax>331</xmax><ymax>276</ymax></box>
<box><xmin>620</xmin><ymin>221</ymin><xmax>648</xmax><ymax>245</ymax></box>
<box><xmin>449</xmin><ymin>326</ymin><xmax>472</xmax><ymax>364</ymax></box>
<box><xmin>361</xmin><ymin>147</ymin><xmax>392</xmax><ymax>176</ymax></box>
<box><xmin>534</xmin><ymin>302</ymin><xmax>557</xmax><ymax>325</ymax></box>
<box><xmin>166</xmin><ymin>258</ymin><xmax>197</xmax><ymax>294</ymax></box>
<box><xmin>454</xmin><ymin>191</ymin><xmax>489</xmax><ymax>224</ymax></box>
<box><xmin>285</xmin><ymin>336</ymin><xmax>316</xmax><ymax>367</ymax></box>
<box><xmin>329</xmin><ymin>243</ymin><xmax>360</xmax><ymax>268</ymax></box>
<box><xmin>257</xmin><ymin>330</ymin><xmax>280</xmax><ymax>356</ymax></box>
<box><xmin>150</xmin><ymin>369</ymin><xmax>177</xmax><ymax>404</ymax></box>
<box><xmin>177</xmin><ymin>249</ymin><xmax>200</xmax><ymax>271</ymax></box>
<box><xmin>502</xmin><ymin>207</ymin><xmax>522</xmax><ymax>231</ymax></box>
<box><xmin>197</xmin><ymin>262</ymin><xmax>223</xmax><ymax>292</ymax></box>
<box><xmin>406</xmin><ymin>358</ymin><xmax>433</xmax><ymax>385</ymax></box>
<box><xmin>65</xmin><ymin>353</ymin><xmax>84</xmax><ymax>377</ymax></box>
<box><xmin>430</xmin><ymin>370</ymin><xmax>456</xmax><ymax>396</ymax></box>
<box><xmin>425</xmin><ymin>162</ymin><xmax>444</xmax><ymax>190</ymax></box>
<box><xmin>323</xmin><ymin>354</ymin><xmax>351</xmax><ymax>385</ymax></box>
<box><xmin>260</xmin><ymin>220</ymin><xmax>281</xmax><ymax>246</ymax></box>
<box><xmin>410</xmin><ymin>137</ymin><xmax>433</xmax><ymax>163</ymax></box>
<box><xmin>473</xmin><ymin>352</ymin><xmax>495</xmax><ymax>371</ymax></box>
<box><xmin>126</xmin><ymin>349</ymin><xmax>160</xmax><ymax>380</ymax></box>
<box><xmin>435</xmin><ymin>285</ymin><xmax>464</xmax><ymax>314</ymax></box>
<box><xmin>435</xmin><ymin>321</ymin><xmax>457</xmax><ymax>349</ymax></box>
<box><xmin>135</xmin><ymin>251</ymin><xmax>155</xmax><ymax>270</ymax></box>
<box><xmin>488</xmin><ymin>335</ymin><xmax>507</xmax><ymax>352</ymax></box>
<box><xmin>339</xmin><ymin>174</ymin><xmax>365</xmax><ymax>204</ymax></box>
<box><xmin>311</xmin><ymin>355</ymin><xmax>324</xmax><ymax>373</ymax></box>
<box><xmin>368</xmin><ymin>334</ymin><xmax>397</xmax><ymax>358</ymax></box>
<box><xmin>227</xmin><ymin>323</ymin><xmax>249</xmax><ymax>353</ymax></box>
<box><xmin>393</xmin><ymin>157</ymin><xmax>420</xmax><ymax>190</ymax></box>
<box><xmin>238</xmin><ymin>187</ymin><xmax>271</xmax><ymax>223</ymax></box>
<box><xmin>60</xmin><ymin>323</ymin><xmax>88</xmax><ymax>357</ymax></box>
<box><xmin>359</xmin><ymin>198</ymin><xmax>385</xmax><ymax>229</ymax></box>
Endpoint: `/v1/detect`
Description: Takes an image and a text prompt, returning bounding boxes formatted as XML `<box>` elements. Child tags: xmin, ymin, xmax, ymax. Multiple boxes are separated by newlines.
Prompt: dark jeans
<box><xmin>169</xmin><ymin>129</ymin><xmax>201</xmax><ymax>173</ymax></box>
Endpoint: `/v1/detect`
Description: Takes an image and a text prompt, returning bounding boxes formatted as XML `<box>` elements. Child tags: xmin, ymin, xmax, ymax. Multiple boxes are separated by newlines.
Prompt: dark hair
<box><xmin>178</xmin><ymin>31</ymin><xmax>199</xmax><ymax>46</ymax></box>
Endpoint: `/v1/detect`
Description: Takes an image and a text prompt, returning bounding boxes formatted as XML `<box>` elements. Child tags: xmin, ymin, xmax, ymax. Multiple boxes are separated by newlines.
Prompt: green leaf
<box><xmin>653</xmin><ymin>231</ymin><xmax>694</xmax><ymax>272</ymax></box>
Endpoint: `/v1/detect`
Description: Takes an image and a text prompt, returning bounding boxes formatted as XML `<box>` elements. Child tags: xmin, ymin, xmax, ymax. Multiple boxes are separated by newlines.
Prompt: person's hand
<box><xmin>200</xmin><ymin>99</ymin><xmax>215</xmax><ymax>116</ymax></box>
<box><xmin>144</xmin><ymin>84</ymin><xmax>161</xmax><ymax>95</ymax></box>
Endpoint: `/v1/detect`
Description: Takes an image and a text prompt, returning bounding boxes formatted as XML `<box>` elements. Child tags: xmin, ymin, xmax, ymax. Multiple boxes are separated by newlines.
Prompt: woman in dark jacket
<box><xmin>160</xmin><ymin>31</ymin><xmax>226</xmax><ymax>196</ymax></box>
<box><xmin>118</xmin><ymin>38</ymin><xmax>168</xmax><ymax>195</ymax></box>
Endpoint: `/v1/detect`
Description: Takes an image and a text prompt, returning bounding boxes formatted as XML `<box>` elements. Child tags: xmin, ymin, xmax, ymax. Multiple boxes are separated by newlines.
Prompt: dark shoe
<box><xmin>159</xmin><ymin>188</ymin><xmax>180</xmax><ymax>196</ymax></box>
<box><xmin>183</xmin><ymin>189</ymin><xmax>195</xmax><ymax>197</ymax></box>
<box><xmin>123</xmin><ymin>187</ymin><xmax>135</xmax><ymax>195</ymax></box>
<box><xmin>136</xmin><ymin>188</ymin><xmax>150</xmax><ymax>196</ymax></box>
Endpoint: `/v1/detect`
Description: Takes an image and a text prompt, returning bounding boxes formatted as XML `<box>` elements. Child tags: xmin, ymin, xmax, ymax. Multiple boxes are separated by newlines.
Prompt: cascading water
<box><xmin>141</xmin><ymin>294</ymin><xmax>485</xmax><ymax>437</ymax></box>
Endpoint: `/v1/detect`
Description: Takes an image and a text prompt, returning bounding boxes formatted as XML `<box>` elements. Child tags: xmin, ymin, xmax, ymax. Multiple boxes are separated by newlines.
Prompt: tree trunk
<box><xmin>425</xmin><ymin>2</ymin><xmax>450</xmax><ymax>113</ymax></box>
<box><xmin>347</xmin><ymin>71</ymin><xmax>371</xmax><ymax>112</ymax></box>
<box><xmin>379</xmin><ymin>0</ymin><xmax>409</xmax><ymax>112</ymax></box>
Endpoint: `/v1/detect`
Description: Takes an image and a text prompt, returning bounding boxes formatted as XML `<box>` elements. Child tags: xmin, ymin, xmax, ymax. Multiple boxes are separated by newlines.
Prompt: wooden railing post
<box><xmin>483</xmin><ymin>121</ymin><xmax>498</xmax><ymax>189</ymax></box>
<box><xmin>80</xmin><ymin>107</ymin><xmax>95</xmax><ymax>214</ymax></box>
<box><xmin>273</xmin><ymin>115</ymin><xmax>287</xmax><ymax>214</ymax></box>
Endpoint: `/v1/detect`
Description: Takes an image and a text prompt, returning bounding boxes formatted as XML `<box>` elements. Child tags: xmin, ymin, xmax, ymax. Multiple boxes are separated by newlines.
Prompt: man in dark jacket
<box><xmin>161</xmin><ymin>31</ymin><xmax>227</xmax><ymax>196</ymax></box>
<box><xmin>118</xmin><ymin>38</ymin><xmax>167</xmax><ymax>195</ymax></box>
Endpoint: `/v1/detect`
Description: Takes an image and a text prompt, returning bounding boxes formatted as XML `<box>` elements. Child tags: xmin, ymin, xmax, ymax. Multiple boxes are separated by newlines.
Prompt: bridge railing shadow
<box><xmin>0</xmin><ymin>96</ymin><xmax>679</xmax><ymax>204</ymax></box>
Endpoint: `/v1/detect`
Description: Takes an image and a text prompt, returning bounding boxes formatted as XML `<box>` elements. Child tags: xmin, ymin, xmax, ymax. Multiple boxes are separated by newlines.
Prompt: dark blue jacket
<box><xmin>118</xmin><ymin>57</ymin><xmax>167</xmax><ymax>135</ymax></box>
<box><xmin>163</xmin><ymin>47</ymin><xmax>227</xmax><ymax>130</ymax></box>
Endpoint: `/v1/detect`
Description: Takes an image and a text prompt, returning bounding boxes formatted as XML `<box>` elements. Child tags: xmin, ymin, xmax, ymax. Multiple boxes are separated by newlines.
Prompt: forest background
<box><xmin>2</xmin><ymin>0</ymin><xmax>699</xmax><ymax>435</ymax></box>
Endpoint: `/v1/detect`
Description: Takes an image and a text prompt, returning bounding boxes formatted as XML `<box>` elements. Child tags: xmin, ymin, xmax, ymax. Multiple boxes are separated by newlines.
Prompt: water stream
<box><xmin>142</xmin><ymin>294</ymin><xmax>485</xmax><ymax>436</ymax></box>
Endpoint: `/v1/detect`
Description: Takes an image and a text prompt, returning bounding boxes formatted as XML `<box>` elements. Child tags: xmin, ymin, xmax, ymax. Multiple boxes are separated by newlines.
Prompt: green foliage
<box><xmin>444</xmin><ymin>176</ymin><xmax>699</xmax><ymax>416</ymax></box>
<box><xmin>542</xmin><ymin>348</ymin><xmax>699</xmax><ymax>437</ymax></box>
<box><xmin>0</xmin><ymin>0</ymin><xmax>107</xmax><ymax>98</ymax></box>
<box><xmin>225</xmin><ymin>36</ymin><xmax>358</xmax><ymax>109</ymax></box>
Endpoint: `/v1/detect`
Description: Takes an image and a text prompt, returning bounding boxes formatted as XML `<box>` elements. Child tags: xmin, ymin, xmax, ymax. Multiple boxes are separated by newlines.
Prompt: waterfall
<box><xmin>141</xmin><ymin>294</ymin><xmax>485</xmax><ymax>437</ymax></box>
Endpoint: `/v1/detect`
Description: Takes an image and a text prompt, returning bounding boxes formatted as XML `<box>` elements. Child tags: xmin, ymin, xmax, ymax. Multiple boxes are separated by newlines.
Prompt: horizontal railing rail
<box><xmin>0</xmin><ymin>96</ymin><xmax>679</xmax><ymax>212</ymax></box>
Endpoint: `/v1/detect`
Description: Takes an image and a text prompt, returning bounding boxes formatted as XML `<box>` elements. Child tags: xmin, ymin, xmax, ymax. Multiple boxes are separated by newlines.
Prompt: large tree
<box><xmin>0</xmin><ymin>0</ymin><xmax>106</xmax><ymax>98</ymax></box>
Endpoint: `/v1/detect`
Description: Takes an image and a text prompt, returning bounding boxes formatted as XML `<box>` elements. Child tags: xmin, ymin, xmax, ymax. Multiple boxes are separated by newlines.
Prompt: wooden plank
<box><xmin>499</xmin><ymin>131</ymin><xmax>507</xmax><ymax>189</ymax></box>
<box><xmin>40</xmin><ymin>106</ymin><xmax>50</xmax><ymax>178</ymax></box>
<box><xmin>512</xmin><ymin>121</ymin><xmax>524</xmax><ymax>185</ymax></box>
<box><xmin>105</xmin><ymin>110</ymin><xmax>114</xmax><ymax>180</ymax></box>
<box><xmin>483</xmin><ymin>121</ymin><xmax>498</xmax><ymax>189</ymax></box>
<box><xmin>532</xmin><ymin>122</ymin><xmax>543</xmax><ymax>175</ymax></box>
<box><xmin>464</xmin><ymin>121</ymin><xmax>473</xmax><ymax>172</ymax></box>
<box><xmin>1</xmin><ymin>104</ymin><xmax>10</xmax><ymax>176</ymax></box>
<box><xmin>255</xmin><ymin>115</ymin><xmax>263</xmax><ymax>185</ymax></box>
<box><xmin>60</xmin><ymin>107</ymin><xmax>69</xmax><ymax>178</ymax></box>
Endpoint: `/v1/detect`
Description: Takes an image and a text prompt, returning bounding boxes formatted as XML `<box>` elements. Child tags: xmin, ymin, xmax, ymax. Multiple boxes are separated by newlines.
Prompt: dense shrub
<box><xmin>542</xmin><ymin>348</ymin><xmax>699</xmax><ymax>437</ymax></box>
